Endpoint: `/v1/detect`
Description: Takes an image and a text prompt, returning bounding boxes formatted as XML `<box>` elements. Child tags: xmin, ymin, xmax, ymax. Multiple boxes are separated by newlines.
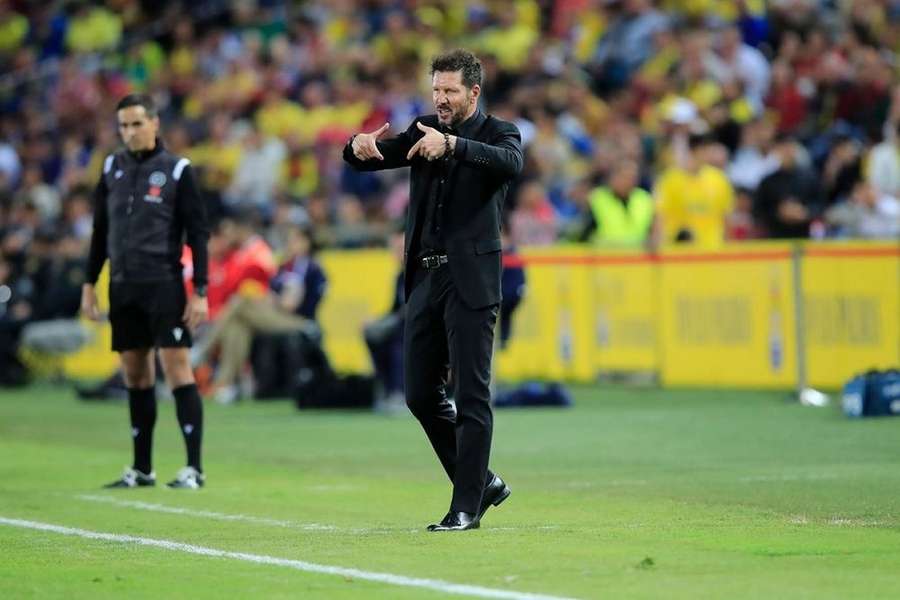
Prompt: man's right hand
<box><xmin>351</xmin><ymin>123</ymin><xmax>390</xmax><ymax>161</ymax></box>
<box><xmin>80</xmin><ymin>283</ymin><xmax>101</xmax><ymax>321</ymax></box>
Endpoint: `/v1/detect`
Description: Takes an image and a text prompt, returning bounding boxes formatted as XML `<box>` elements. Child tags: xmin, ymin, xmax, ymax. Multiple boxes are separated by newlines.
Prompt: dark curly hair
<box><xmin>430</xmin><ymin>49</ymin><xmax>483</xmax><ymax>89</ymax></box>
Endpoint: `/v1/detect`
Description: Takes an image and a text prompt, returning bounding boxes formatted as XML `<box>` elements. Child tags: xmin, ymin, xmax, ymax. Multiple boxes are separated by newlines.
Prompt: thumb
<box><xmin>373</xmin><ymin>122</ymin><xmax>390</xmax><ymax>137</ymax></box>
<box><xmin>416</xmin><ymin>121</ymin><xmax>431</xmax><ymax>133</ymax></box>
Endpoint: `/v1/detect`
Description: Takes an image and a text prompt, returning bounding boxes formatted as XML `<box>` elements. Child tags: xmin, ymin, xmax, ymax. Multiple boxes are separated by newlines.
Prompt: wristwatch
<box><xmin>194</xmin><ymin>284</ymin><xmax>208</xmax><ymax>298</ymax></box>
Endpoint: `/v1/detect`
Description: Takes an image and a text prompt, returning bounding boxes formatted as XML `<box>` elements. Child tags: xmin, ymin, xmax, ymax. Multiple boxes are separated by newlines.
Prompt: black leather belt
<box><xmin>420</xmin><ymin>254</ymin><xmax>449</xmax><ymax>269</ymax></box>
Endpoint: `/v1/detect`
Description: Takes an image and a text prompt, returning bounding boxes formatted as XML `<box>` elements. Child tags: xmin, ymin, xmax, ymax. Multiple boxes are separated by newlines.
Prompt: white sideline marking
<box><xmin>790</xmin><ymin>515</ymin><xmax>888</xmax><ymax>527</ymax></box>
<box><xmin>738</xmin><ymin>473</ymin><xmax>839</xmax><ymax>483</ymax></box>
<box><xmin>77</xmin><ymin>495</ymin><xmax>337</xmax><ymax>531</ymax></box>
<box><xmin>0</xmin><ymin>516</ymin><xmax>576</xmax><ymax>600</ymax></box>
<box><xmin>76</xmin><ymin>495</ymin><xmax>542</xmax><ymax>535</ymax></box>
<box><xmin>565</xmin><ymin>480</ymin><xmax>648</xmax><ymax>489</ymax></box>
<box><xmin>827</xmin><ymin>517</ymin><xmax>885</xmax><ymax>527</ymax></box>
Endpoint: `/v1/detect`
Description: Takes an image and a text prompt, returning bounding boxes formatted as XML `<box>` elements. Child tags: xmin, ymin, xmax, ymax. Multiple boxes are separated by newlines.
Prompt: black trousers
<box><xmin>404</xmin><ymin>264</ymin><xmax>498</xmax><ymax>514</ymax></box>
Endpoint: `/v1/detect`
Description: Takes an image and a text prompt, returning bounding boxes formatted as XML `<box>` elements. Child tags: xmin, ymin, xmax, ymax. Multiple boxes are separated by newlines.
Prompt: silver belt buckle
<box><xmin>422</xmin><ymin>255</ymin><xmax>445</xmax><ymax>269</ymax></box>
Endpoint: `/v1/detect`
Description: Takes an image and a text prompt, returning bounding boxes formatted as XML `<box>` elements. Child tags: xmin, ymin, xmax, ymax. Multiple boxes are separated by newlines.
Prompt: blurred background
<box><xmin>0</xmin><ymin>0</ymin><xmax>897</xmax><ymax>400</ymax></box>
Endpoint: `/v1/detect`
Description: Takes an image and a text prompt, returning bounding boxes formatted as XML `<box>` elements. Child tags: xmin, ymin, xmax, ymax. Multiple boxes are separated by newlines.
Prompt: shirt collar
<box><xmin>446</xmin><ymin>109</ymin><xmax>484</xmax><ymax>137</ymax></box>
<box><xmin>127</xmin><ymin>138</ymin><xmax>164</xmax><ymax>162</ymax></box>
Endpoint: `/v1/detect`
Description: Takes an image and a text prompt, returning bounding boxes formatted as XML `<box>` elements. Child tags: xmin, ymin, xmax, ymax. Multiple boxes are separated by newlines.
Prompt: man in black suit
<box><xmin>344</xmin><ymin>49</ymin><xmax>522</xmax><ymax>531</ymax></box>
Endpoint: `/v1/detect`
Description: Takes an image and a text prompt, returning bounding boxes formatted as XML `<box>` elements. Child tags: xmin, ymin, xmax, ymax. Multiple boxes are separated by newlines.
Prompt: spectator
<box><xmin>60</xmin><ymin>186</ymin><xmax>94</xmax><ymax>243</ymax></box>
<box><xmin>0</xmin><ymin>255</ymin><xmax>30</xmax><ymax>386</ymax></box>
<box><xmin>824</xmin><ymin>180</ymin><xmax>900</xmax><ymax>240</ymax></box>
<box><xmin>754</xmin><ymin>133</ymin><xmax>822</xmax><ymax>238</ymax></box>
<box><xmin>15</xmin><ymin>164</ymin><xmax>59</xmax><ymax>221</ymax></box>
<box><xmin>727</xmin><ymin>115</ymin><xmax>779</xmax><ymax>192</ymax></box>
<box><xmin>821</xmin><ymin>135</ymin><xmax>862</xmax><ymax>206</ymax></box>
<box><xmin>715</xmin><ymin>24</ymin><xmax>771</xmax><ymax>110</ymax></box>
<box><xmin>765</xmin><ymin>59</ymin><xmax>808</xmax><ymax>135</ymax></box>
<box><xmin>866</xmin><ymin>121</ymin><xmax>900</xmax><ymax>198</ymax></box>
<box><xmin>0</xmin><ymin>5</ymin><xmax>29</xmax><ymax>56</ymax></box>
<box><xmin>655</xmin><ymin>133</ymin><xmax>735</xmax><ymax>247</ymax></box>
<box><xmin>499</xmin><ymin>230</ymin><xmax>526</xmax><ymax>351</ymax></box>
<box><xmin>580</xmin><ymin>158</ymin><xmax>654</xmax><ymax>248</ymax></box>
<box><xmin>268</xmin><ymin>224</ymin><xmax>327</xmax><ymax>321</ymax></box>
<box><xmin>0</xmin><ymin>139</ymin><xmax>21</xmax><ymax>192</ymax></box>
<box><xmin>591</xmin><ymin>0</ymin><xmax>670</xmax><ymax>92</ymax></box>
<box><xmin>194</xmin><ymin>222</ymin><xmax>321</xmax><ymax>404</ymax></box>
<box><xmin>3</xmin><ymin>0</ymin><xmax>900</xmax><ymax>309</ymax></box>
<box><xmin>509</xmin><ymin>179</ymin><xmax>558</xmax><ymax>247</ymax></box>
<box><xmin>224</xmin><ymin>125</ymin><xmax>286</xmax><ymax>212</ymax></box>
<box><xmin>364</xmin><ymin>229</ymin><xmax>406</xmax><ymax>413</ymax></box>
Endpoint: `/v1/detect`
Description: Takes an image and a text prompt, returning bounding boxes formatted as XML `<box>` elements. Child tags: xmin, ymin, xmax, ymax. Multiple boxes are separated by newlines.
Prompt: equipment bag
<box><xmin>842</xmin><ymin>369</ymin><xmax>900</xmax><ymax>417</ymax></box>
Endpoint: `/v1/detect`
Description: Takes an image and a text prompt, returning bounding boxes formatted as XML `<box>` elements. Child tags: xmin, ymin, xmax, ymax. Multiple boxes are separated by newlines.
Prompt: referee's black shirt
<box><xmin>86</xmin><ymin>141</ymin><xmax>208</xmax><ymax>288</ymax></box>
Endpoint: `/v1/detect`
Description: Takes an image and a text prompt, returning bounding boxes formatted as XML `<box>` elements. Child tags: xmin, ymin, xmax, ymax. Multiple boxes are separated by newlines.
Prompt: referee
<box><xmin>81</xmin><ymin>94</ymin><xmax>210</xmax><ymax>489</ymax></box>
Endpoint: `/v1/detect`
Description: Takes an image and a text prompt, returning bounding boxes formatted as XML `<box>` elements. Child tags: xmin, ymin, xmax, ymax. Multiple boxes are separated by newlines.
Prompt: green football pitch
<box><xmin>1</xmin><ymin>383</ymin><xmax>898</xmax><ymax>599</ymax></box>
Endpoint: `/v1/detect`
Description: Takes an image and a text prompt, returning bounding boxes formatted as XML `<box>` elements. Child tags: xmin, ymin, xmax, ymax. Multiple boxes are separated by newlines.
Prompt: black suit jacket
<box><xmin>343</xmin><ymin>111</ymin><xmax>523</xmax><ymax>309</ymax></box>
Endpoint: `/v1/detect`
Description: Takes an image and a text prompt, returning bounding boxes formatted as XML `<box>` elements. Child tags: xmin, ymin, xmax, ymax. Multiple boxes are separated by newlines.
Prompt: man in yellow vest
<box><xmin>580</xmin><ymin>159</ymin><xmax>655</xmax><ymax>248</ymax></box>
<box><xmin>654</xmin><ymin>133</ymin><xmax>734</xmax><ymax>247</ymax></box>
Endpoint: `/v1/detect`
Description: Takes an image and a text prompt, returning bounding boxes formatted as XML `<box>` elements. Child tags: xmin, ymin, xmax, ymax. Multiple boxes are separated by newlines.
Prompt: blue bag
<box><xmin>493</xmin><ymin>382</ymin><xmax>573</xmax><ymax>409</ymax></box>
<box><xmin>842</xmin><ymin>370</ymin><xmax>900</xmax><ymax>418</ymax></box>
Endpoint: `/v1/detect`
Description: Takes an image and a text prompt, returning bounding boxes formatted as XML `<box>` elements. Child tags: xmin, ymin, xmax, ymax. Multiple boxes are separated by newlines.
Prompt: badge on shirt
<box><xmin>145</xmin><ymin>171</ymin><xmax>167</xmax><ymax>203</ymax></box>
<box><xmin>149</xmin><ymin>171</ymin><xmax>167</xmax><ymax>187</ymax></box>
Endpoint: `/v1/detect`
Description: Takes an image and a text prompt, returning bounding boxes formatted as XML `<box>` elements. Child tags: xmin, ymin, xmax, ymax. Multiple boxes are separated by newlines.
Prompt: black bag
<box><xmin>252</xmin><ymin>331</ymin><xmax>327</xmax><ymax>400</ymax></box>
<box><xmin>294</xmin><ymin>371</ymin><xmax>375</xmax><ymax>409</ymax></box>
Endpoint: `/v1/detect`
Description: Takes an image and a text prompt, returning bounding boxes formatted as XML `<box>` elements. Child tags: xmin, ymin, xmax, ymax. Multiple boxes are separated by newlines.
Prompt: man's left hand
<box><xmin>407</xmin><ymin>122</ymin><xmax>454</xmax><ymax>161</ymax></box>
<box><xmin>184</xmin><ymin>295</ymin><xmax>209</xmax><ymax>331</ymax></box>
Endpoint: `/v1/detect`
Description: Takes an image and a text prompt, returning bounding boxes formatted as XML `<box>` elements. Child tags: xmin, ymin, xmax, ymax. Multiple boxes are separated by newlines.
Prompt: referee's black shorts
<box><xmin>109</xmin><ymin>280</ymin><xmax>193</xmax><ymax>352</ymax></box>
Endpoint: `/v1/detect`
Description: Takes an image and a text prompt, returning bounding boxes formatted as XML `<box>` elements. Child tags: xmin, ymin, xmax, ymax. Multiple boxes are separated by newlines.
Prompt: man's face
<box><xmin>286</xmin><ymin>228</ymin><xmax>311</xmax><ymax>258</ymax></box>
<box><xmin>610</xmin><ymin>162</ymin><xmax>638</xmax><ymax>196</ymax></box>
<box><xmin>432</xmin><ymin>70</ymin><xmax>479</xmax><ymax>127</ymax></box>
<box><xmin>117</xmin><ymin>105</ymin><xmax>159</xmax><ymax>152</ymax></box>
<box><xmin>852</xmin><ymin>182</ymin><xmax>877</xmax><ymax>208</ymax></box>
<box><xmin>775</xmin><ymin>141</ymin><xmax>797</xmax><ymax>168</ymax></box>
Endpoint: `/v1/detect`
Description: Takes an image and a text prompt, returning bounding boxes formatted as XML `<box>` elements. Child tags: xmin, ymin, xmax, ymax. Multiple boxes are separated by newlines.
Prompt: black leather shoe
<box><xmin>478</xmin><ymin>474</ymin><xmax>511</xmax><ymax>521</ymax></box>
<box><xmin>427</xmin><ymin>511</ymin><xmax>480</xmax><ymax>532</ymax></box>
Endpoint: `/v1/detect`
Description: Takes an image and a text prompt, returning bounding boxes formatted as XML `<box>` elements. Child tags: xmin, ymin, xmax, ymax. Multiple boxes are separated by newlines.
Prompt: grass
<box><xmin>1</xmin><ymin>383</ymin><xmax>899</xmax><ymax>599</ymax></box>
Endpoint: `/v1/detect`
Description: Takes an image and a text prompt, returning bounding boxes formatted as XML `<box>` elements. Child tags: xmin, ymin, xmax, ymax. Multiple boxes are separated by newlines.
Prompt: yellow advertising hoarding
<box><xmin>61</xmin><ymin>266</ymin><xmax>119</xmax><ymax>379</ymax></box>
<box><xmin>658</xmin><ymin>244</ymin><xmax>797</xmax><ymax>388</ymax></box>
<box><xmin>317</xmin><ymin>250</ymin><xmax>396</xmax><ymax>374</ymax></box>
<box><xmin>587</xmin><ymin>255</ymin><xmax>658</xmax><ymax>372</ymax></box>
<box><xmin>495</xmin><ymin>247</ymin><xmax>658</xmax><ymax>381</ymax></box>
<box><xmin>495</xmin><ymin>248</ymin><xmax>593</xmax><ymax>382</ymax></box>
<box><xmin>801</xmin><ymin>242</ymin><xmax>900</xmax><ymax>389</ymax></box>
<box><xmin>55</xmin><ymin>241</ymin><xmax>898</xmax><ymax>391</ymax></box>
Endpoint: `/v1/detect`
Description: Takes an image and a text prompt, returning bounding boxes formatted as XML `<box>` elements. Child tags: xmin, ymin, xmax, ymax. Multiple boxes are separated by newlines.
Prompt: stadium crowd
<box><xmin>1</xmin><ymin>0</ymin><xmax>899</xmax><ymax>387</ymax></box>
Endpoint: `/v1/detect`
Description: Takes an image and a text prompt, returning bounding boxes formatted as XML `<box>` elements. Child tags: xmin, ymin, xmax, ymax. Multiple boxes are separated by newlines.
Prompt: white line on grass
<box><xmin>76</xmin><ymin>494</ymin><xmax>337</xmax><ymax>531</ymax></box>
<box><xmin>0</xmin><ymin>516</ymin><xmax>576</xmax><ymax>600</ymax></box>
<box><xmin>738</xmin><ymin>473</ymin><xmax>839</xmax><ymax>483</ymax></box>
<box><xmin>75</xmin><ymin>494</ymin><xmax>544</xmax><ymax>535</ymax></box>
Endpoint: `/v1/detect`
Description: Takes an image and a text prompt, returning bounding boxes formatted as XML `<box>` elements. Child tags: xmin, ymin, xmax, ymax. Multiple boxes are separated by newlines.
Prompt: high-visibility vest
<box><xmin>588</xmin><ymin>186</ymin><xmax>654</xmax><ymax>246</ymax></box>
